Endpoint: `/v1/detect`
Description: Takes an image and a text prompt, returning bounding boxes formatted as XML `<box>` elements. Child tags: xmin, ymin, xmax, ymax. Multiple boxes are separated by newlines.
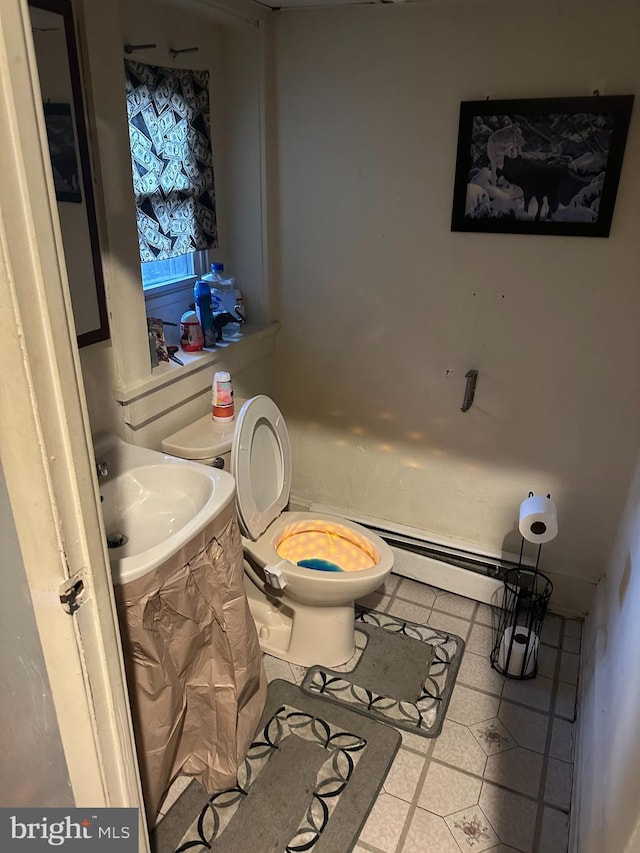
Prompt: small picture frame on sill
<box><xmin>43</xmin><ymin>101</ymin><xmax>82</xmax><ymax>203</ymax></box>
<box><xmin>450</xmin><ymin>94</ymin><xmax>633</xmax><ymax>238</ymax></box>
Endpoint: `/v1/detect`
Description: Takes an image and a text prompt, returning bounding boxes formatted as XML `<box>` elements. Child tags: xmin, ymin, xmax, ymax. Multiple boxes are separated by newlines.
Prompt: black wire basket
<box><xmin>490</xmin><ymin>565</ymin><xmax>553</xmax><ymax>680</ymax></box>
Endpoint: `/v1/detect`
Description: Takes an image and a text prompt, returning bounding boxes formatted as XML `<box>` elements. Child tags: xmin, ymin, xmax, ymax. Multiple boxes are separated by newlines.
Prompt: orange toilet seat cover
<box><xmin>276</xmin><ymin>520</ymin><xmax>379</xmax><ymax>572</ymax></box>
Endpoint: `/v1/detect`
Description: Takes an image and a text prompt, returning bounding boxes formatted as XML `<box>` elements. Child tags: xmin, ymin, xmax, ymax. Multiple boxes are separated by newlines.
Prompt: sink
<box><xmin>93</xmin><ymin>435</ymin><xmax>235</xmax><ymax>585</ymax></box>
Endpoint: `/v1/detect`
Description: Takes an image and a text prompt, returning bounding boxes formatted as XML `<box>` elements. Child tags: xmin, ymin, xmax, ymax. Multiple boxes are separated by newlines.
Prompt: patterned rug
<box><xmin>301</xmin><ymin>608</ymin><xmax>465</xmax><ymax>737</ymax></box>
<box><xmin>151</xmin><ymin>679</ymin><xmax>401</xmax><ymax>853</ymax></box>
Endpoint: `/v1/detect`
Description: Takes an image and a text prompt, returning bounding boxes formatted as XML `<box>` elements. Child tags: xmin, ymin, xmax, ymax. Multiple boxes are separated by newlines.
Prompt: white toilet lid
<box><xmin>232</xmin><ymin>396</ymin><xmax>292</xmax><ymax>541</ymax></box>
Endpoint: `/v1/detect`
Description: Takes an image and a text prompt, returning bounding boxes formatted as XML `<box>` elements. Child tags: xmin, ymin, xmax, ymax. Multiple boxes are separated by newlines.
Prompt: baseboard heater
<box><xmin>308</xmin><ymin>502</ymin><xmax>534</xmax><ymax>606</ymax></box>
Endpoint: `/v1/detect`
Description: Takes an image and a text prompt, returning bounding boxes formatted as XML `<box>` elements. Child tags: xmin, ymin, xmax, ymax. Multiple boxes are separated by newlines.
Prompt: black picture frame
<box><xmin>30</xmin><ymin>0</ymin><xmax>109</xmax><ymax>347</ymax></box>
<box><xmin>43</xmin><ymin>102</ymin><xmax>81</xmax><ymax>203</ymax></box>
<box><xmin>451</xmin><ymin>95</ymin><xmax>633</xmax><ymax>238</ymax></box>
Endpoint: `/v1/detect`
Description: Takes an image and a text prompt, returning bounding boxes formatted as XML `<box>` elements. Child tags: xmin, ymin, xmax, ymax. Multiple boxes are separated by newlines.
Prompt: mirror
<box><xmin>29</xmin><ymin>0</ymin><xmax>109</xmax><ymax>347</ymax></box>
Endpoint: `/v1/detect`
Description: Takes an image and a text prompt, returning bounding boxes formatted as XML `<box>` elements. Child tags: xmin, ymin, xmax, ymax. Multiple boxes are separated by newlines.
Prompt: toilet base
<box><xmin>243</xmin><ymin>571</ymin><xmax>355</xmax><ymax>668</ymax></box>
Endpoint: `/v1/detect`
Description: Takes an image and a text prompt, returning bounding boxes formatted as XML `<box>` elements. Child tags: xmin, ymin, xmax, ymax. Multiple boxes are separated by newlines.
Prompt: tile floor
<box><xmin>158</xmin><ymin>572</ymin><xmax>581</xmax><ymax>853</ymax></box>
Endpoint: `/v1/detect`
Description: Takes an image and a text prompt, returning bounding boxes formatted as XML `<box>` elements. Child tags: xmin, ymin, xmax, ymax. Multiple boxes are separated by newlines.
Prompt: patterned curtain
<box><xmin>124</xmin><ymin>61</ymin><xmax>218</xmax><ymax>261</ymax></box>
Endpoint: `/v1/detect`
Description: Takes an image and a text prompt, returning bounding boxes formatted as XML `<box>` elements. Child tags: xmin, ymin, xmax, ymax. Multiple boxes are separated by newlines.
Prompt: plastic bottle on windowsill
<box><xmin>194</xmin><ymin>278</ymin><xmax>215</xmax><ymax>348</ymax></box>
<box><xmin>204</xmin><ymin>263</ymin><xmax>245</xmax><ymax>320</ymax></box>
<box><xmin>179</xmin><ymin>309</ymin><xmax>204</xmax><ymax>352</ymax></box>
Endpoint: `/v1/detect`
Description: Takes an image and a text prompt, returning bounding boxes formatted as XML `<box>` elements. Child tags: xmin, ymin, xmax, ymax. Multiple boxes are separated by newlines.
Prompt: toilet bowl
<box><xmin>162</xmin><ymin>395</ymin><xmax>394</xmax><ymax>667</ymax></box>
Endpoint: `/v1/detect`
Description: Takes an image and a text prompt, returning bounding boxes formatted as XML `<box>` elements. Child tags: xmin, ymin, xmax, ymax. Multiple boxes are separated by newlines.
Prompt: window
<box><xmin>141</xmin><ymin>253</ymin><xmax>201</xmax><ymax>291</ymax></box>
<box><xmin>141</xmin><ymin>254</ymin><xmax>194</xmax><ymax>289</ymax></box>
<box><xmin>124</xmin><ymin>61</ymin><xmax>218</xmax><ymax>291</ymax></box>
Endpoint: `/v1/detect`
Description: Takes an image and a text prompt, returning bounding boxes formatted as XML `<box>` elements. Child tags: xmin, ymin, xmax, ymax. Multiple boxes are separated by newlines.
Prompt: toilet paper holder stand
<box><xmin>490</xmin><ymin>534</ymin><xmax>553</xmax><ymax>680</ymax></box>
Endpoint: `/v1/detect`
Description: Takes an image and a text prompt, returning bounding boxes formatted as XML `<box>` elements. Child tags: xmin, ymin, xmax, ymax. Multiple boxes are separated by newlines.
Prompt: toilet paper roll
<box><xmin>518</xmin><ymin>495</ymin><xmax>558</xmax><ymax>544</ymax></box>
<box><xmin>498</xmin><ymin>625</ymin><xmax>539</xmax><ymax>677</ymax></box>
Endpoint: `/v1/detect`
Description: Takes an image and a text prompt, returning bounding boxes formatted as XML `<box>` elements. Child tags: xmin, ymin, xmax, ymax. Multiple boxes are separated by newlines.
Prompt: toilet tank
<box><xmin>161</xmin><ymin>399</ymin><xmax>246</xmax><ymax>472</ymax></box>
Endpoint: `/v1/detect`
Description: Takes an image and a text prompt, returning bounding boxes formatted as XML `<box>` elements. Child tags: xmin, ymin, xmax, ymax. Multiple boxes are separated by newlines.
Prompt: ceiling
<box><xmin>256</xmin><ymin>0</ymin><xmax>411</xmax><ymax>7</ymax></box>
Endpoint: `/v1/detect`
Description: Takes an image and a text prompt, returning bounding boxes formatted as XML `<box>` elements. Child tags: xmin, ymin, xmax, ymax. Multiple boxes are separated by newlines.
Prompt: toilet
<box><xmin>162</xmin><ymin>395</ymin><xmax>394</xmax><ymax>667</ymax></box>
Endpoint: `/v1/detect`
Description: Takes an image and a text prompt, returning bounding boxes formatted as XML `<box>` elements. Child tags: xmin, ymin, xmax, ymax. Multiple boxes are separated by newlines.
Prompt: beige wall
<box><xmin>578</xmin><ymin>452</ymin><xmax>640</xmax><ymax>851</ymax></box>
<box><xmin>272</xmin><ymin>0</ymin><xmax>640</xmax><ymax>612</ymax></box>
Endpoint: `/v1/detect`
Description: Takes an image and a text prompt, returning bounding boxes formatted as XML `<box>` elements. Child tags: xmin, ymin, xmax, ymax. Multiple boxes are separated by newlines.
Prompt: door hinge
<box><xmin>59</xmin><ymin>575</ymin><xmax>86</xmax><ymax>614</ymax></box>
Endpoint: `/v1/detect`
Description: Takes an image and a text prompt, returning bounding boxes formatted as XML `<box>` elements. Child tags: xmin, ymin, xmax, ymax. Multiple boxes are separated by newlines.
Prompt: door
<box><xmin>0</xmin><ymin>0</ymin><xmax>149</xmax><ymax>848</ymax></box>
<box><xmin>0</xmin><ymin>463</ymin><xmax>75</xmax><ymax>808</ymax></box>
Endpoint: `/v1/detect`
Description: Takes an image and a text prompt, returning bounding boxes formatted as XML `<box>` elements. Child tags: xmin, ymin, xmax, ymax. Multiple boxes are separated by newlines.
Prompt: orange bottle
<box><xmin>211</xmin><ymin>371</ymin><xmax>234</xmax><ymax>422</ymax></box>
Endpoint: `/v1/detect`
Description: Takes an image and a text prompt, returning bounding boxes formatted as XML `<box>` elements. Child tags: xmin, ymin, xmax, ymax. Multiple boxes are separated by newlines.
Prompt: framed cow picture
<box><xmin>451</xmin><ymin>95</ymin><xmax>633</xmax><ymax>237</ymax></box>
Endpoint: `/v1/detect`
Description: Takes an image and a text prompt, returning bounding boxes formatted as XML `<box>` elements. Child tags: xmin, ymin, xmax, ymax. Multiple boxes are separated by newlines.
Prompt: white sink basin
<box><xmin>94</xmin><ymin>435</ymin><xmax>235</xmax><ymax>585</ymax></box>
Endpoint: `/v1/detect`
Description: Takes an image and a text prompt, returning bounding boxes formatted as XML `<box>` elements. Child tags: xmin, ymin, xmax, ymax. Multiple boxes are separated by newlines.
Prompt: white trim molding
<box><xmin>115</xmin><ymin>322</ymin><xmax>279</xmax><ymax>429</ymax></box>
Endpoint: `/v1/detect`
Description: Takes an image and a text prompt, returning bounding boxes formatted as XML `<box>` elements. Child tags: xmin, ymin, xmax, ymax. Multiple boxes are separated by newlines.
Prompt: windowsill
<box><xmin>113</xmin><ymin>322</ymin><xmax>279</xmax><ymax>405</ymax></box>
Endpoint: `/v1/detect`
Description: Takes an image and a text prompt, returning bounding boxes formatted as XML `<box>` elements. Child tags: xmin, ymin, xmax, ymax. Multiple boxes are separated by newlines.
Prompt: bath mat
<box><xmin>151</xmin><ymin>679</ymin><xmax>401</xmax><ymax>853</ymax></box>
<box><xmin>301</xmin><ymin>607</ymin><xmax>465</xmax><ymax>737</ymax></box>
